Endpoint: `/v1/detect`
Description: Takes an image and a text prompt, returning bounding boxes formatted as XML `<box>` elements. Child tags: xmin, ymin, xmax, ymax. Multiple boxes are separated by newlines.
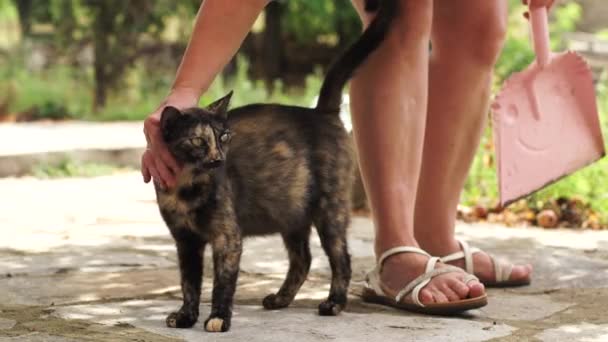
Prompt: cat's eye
<box><xmin>220</xmin><ymin>132</ymin><xmax>231</xmax><ymax>143</ymax></box>
<box><xmin>189</xmin><ymin>137</ymin><xmax>204</xmax><ymax>147</ymax></box>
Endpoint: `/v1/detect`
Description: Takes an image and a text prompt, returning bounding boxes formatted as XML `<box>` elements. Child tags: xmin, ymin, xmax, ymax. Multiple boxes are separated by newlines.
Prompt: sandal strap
<box><xmin>366</xmin><ymin>246</ymin><xmax>431</xmax><ymax>298</ymax></box>
<box><xmin>463</xmin><ymin>273</ymin><xmax>479</xmax><ymax>285</ymax></box>
<box><xmin>365</xmin><ymin>266</ymin><xmax>386</xmax><ymax>296</ymax></box>
<box><xmin>441</xmin><ymin>239</ymin><xmax>514</xmax><ymax>283</ymax></box>
<box><xmin>440</xmin><ymin>238</ymin><xmax>481</xmax><ymax>274</ymax></box>
<box><xmin>491</xmin><ymin>255</ymin><xmax>513</xmax><ymax>283</ymax></box>
<box><xmin>378</xmin><ymin>246</ymin><xmax>431</xmax><ymax>268</ymax></box>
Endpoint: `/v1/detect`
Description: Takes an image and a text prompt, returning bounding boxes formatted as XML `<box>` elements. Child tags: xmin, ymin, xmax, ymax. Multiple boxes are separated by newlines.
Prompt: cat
<box><xmin>155</xmin><ymin>0</ymin><xmax>396</xmax><ymax>333</ymax></box>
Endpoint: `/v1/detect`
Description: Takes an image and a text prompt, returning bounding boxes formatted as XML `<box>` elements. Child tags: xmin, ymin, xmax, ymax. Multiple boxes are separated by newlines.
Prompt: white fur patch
<box><xmin>205</xmin><ymin>318</ymin><xmax>224</xmax><ymax>332</ymax></box>
<box><xmin>194</xmin><ymin>124</ymin><xmax>203</xmax><ymax>136</ymax></box>
<box><xmin>167</xmin><ymin>316</ymin><xmax>177</xmax><ymax>328</ymax></box>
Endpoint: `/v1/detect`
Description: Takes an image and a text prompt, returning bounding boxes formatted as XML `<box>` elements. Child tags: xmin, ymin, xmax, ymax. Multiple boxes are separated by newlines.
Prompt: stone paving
<box><xmin>2</xmin><ymin>172</ymin><xmax>608</xmax><ymax>341</ymax></box>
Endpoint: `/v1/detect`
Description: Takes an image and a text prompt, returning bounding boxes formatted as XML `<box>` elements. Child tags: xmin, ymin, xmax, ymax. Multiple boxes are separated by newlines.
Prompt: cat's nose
<box><xmin>208</xmin><ymin>150</ymin><xmax>224</xmax><ymax>162</ymax></box>
<box><xmin>205</xmin><ymin>152</ymin><xmax>225</xmax><ymax>168</ymax></box>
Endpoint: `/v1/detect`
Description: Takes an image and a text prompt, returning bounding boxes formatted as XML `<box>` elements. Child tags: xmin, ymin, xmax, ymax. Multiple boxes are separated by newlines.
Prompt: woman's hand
<box><xmin>523</xmin><ymin>0</ymin><xmax>555</xmax><ymax>19</ymax></box>
<box><xmin>141</xmin><ymin>91</ymin><xmax>198</xmax><ymax>189</ymax></box>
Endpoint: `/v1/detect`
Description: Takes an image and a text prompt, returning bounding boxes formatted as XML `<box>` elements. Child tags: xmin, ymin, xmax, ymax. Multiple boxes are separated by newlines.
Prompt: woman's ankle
<box><xmin>374</xmin><ymin>236</ymin><xmax>419</xmax><ymax>260</ymax></box>
<box><xmin>414</xmin><ymin>233</ymin><xmax>461</xmax><ymax>256</ymax></box>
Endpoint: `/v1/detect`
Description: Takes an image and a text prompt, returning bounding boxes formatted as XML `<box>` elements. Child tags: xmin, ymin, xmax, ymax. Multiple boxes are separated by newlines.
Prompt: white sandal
<box><xmin>440</xmin><ymin>239</ymin><xmax>531</xmax><ymax>287</ymax></box>
<box><xmin>362</xmin><ymin>246</ymin><xmax>488</xmax><ymax>315</ymax></box>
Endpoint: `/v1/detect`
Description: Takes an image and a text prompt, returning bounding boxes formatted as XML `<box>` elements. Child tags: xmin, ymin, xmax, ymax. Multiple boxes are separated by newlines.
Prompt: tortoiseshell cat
<box><xmin>155</xmin><ymin>0</ymin><xmax>396</xmax><ymax>333</ymax></box>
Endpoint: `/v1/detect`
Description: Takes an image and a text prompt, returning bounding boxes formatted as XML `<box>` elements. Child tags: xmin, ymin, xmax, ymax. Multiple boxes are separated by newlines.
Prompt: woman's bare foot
<box><xmin>379</xmin><ymin>251</ymin><xmax>486</xmax><ymax>305</ymax></box>
<box><xmin>422</xmin><ymin>240</ymin><xmax>533</xmax><ymax>285</ymax></box>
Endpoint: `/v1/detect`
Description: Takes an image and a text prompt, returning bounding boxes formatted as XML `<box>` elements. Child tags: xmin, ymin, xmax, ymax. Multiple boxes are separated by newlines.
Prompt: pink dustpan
<box><xmin>492</xmin><ymin>4</ymin><xmax>605</xmax><ymax>207</ymax></box>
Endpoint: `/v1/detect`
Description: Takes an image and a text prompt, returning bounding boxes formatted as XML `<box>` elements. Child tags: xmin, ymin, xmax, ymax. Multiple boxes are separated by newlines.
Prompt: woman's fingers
<box><xmin>150</xmin><ymin>139</ymin><xmax>180</xmax><ymax>187</ymax></box>
<box><xmin>158</xmin><ymin>142</ymin><xmax>181</xmax><ymax>176</ymax></box>
<box><xmin>149</xmin><ymin>163</ymin><xmax>165</xmax><ymax>190</ymax></box>
<box><xmin>155</xmin><ymin>155</ymin><xmax>176</xmax><ymax>189</ymax></box>
<box><xmin>141</xmin><ymin>153</ymin><xmax>152</xmax><ymax>183</ymax></box>
<box><xmin>142</xmin><ymin>113</ymin><xmax>180</xmax><ymax>189</ymax></box>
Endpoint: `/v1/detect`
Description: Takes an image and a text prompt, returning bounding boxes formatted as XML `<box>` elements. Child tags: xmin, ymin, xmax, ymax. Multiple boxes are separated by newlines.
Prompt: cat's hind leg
<box><xmin>166</xmin><ymin>228</ymin><xmax>205</xmax><ymax>328</ymax></box>
<box><xmin>263</xmin><ymin>226</ymin><xmax>312</xmax><ymax>310</ymax></box>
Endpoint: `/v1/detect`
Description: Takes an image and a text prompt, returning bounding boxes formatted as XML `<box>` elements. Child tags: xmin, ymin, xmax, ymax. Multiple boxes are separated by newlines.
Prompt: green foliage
<box><xmin>597</xmin><ymin>29</ymin><xmax>608</xmax><ymax>41</ymax></box>
<box><xmin>4</xmin><ymin>0</ymin><xmax>200</xmax><ymax>109</ymax></box>
<box><xmin>282</xmin><ymin>0</ymin><xmax>360</xmax><ymax>46</ymax></box>
<box><xmin>31</xmin><ymin>159</ymin><xmax>125</xmax><ymax>178</ymax></box>
<box><xmin>2</xmin><ymin>0</ymin><xmax>352</xmax><ymax>113</ymax></box>
<box><xmin>1</xmin><ymin>55</ymin><xmax>323</xmax><ymax>122</ymax></box>
<box><xmin>90</xmin><ymin>57</ymin><xmax>323</xmax><ymax>121</ymax></box>
<box><xmin>551</xmin><ymin>2</ymin><xmax>582</xmax><ymax>39</ymax></box>
<box><xmin>0</xmin><ymin>0</ymin><xmax>15</xmax><ymax>20</ymax></box>
<box><xmin>201</xmin><ymin>57</ymin><xmax>323</xmax><ymax>109</ymax></box>
<box><xmin>1</xmin><ymin>57</ymin><xmax>90</xmax><ymax>118</ymax></box>
<box><xmin>462</xmin><ymin>127</ymin><xmax>499</xmax><ymax>207</ymax></box>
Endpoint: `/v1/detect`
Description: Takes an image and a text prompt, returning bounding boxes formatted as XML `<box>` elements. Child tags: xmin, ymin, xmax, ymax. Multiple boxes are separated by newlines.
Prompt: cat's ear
<box><xmin>206</xmin><ymin>91</ymin><xmax>233</xmax><ymax>119</ymax></box>
<box><xmin>160</xmin><ymin>106</ymin><xmax>181</xmax><ymax>139</ymax></box>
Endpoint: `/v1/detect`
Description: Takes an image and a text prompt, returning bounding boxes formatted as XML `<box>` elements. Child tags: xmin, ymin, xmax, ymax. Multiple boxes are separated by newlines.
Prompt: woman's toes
<box><xmin>431</xmin><ymin>289</ymin><xmax>449</xmax><ymax>304</ymax></box>
<box><xmin>419</xmin><ymin>288</ymin><xmax>435</xmax><ymax>305</ymax></box>
<box><xmin>449</xmin><ymin>279</ymin><xmax>470</xmax><ymax>298</ymax></box>
<box><xmin>468</xmin><ymin>280</ymin><xmax>486</xmax><ymax>298</ymax></box>
<box><xmin>510</xmin><ymin>264</ymin><xmax>533</xmax><ymax>282</ymax></box>
<box><xmin>440</xmin><ymin>284</ymin><xmax>461</xmax><ymax>302</ymax></box>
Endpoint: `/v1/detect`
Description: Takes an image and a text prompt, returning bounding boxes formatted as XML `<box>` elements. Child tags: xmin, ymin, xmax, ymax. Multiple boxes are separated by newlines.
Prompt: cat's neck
<box><xmin>179</xmin><ymin>164</ymin><xmax>218</xmax><ymax>183</ymax></box>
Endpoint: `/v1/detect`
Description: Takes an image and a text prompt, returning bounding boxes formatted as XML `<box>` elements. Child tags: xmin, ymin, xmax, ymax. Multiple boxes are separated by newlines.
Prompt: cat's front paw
<box><xmin>166</xmin><ymin>310</ymin><xmax>198</xmax><ymax>328</ymax></box>
<box><xmin>204</xmin><ymin>316</ymin><xmax>231</xmax><ymax>332</ymax></box>
<box><xmin>318</xmin><ymin>300</ymin><xmax>345</xmax><ymax>316</ymax></box>
<box><xmin>262</xmin><ymin>293</ymin><xmax>291</xmax><ymax>310</ymax></box>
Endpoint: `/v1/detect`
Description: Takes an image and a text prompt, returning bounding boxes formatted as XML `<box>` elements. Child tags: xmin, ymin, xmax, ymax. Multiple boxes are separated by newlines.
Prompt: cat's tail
<box><xmin>315</xmin><ymin>0</ymin><xmax>397</xmax><ymax>113</ymax></box>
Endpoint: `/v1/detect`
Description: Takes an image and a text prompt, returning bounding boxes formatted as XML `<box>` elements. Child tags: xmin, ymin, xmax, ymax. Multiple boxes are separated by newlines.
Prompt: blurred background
<box><xmin>0</xmin><ymin>0</ymin><xmax>607</xmax><ymax>229</ymax></box>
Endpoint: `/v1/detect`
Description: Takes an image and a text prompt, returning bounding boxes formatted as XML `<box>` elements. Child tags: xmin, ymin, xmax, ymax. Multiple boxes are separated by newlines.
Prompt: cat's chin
<box><xmin>186</xmin><ymin>161</ymin><xmax>224</xmax><ymax>172</ymax></box>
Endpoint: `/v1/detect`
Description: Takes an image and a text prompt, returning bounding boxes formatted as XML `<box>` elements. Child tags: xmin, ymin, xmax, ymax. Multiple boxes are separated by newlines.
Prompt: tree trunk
<box><xmin>92</xmin><ymin>3</ymin><xmax>113</xmax><ymax>111</ymax></box>
<box><xmin>261</xmin><ymin>2</ymin><xmax>283</xmax><ymax>89</ymax></box>
<box><xmin>14</xmin><ymin>0</ymin><xmax>32</xmax><ymax>37</ymax></box>
<box><xmin>93</xmin><ymin>52</ymin><xmax>108</xmax><ymax>111</ymax></box>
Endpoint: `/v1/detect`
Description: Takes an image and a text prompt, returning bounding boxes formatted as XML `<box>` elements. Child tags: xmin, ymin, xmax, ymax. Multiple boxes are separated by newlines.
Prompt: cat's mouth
<box><xmin>203</xmin><ymin>160</ymin><xmax>224</xmax><ymax>169</ymax></box>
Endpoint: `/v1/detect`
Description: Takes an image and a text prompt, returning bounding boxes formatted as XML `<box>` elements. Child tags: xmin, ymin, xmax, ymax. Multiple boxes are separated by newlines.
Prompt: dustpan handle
<box><xmin>529</xmin><ymin>5</ymin><xmax>551</xmax><ymax>68</ymax></box>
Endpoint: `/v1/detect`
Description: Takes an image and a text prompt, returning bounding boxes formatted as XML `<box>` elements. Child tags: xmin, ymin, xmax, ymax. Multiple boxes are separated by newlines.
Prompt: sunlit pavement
<box><xmin>0</xmin><ymin>122</ymin><xmax>144</xmax><ymax>177</ymax></box>
<box><xmin>2</xmin><ymin>172</ymin><xmax>608</xmax><ymax>341</ymax></box>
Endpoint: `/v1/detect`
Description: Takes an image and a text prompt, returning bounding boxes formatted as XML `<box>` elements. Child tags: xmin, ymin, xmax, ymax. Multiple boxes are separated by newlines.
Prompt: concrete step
<box><xmin>0</xmin><ymin>121</ymin><xmax>145</xmax><ymax>176</ymax></box>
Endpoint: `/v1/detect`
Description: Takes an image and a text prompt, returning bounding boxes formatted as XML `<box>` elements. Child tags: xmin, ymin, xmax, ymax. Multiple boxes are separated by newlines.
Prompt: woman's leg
<box><xmin>349</xmin><ymin>0</ymin><xmax>484</xmax><ymax>304</ymax></box>
<box><xmin>414</xmin><ymin>0</ymin><xmax>532</xmax><ymax>283</ymax></box>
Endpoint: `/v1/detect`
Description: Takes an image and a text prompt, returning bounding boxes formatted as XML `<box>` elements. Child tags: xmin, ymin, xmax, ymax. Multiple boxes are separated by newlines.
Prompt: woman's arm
<box><xmin>142</xmin><ymin>0</ymin><xmax>270</xmax><ymax>189</ymax></box>
<box><xmin>161</xmin><ymin>0</ymin><xmax>271</xmax><ymax>117</ymax></box>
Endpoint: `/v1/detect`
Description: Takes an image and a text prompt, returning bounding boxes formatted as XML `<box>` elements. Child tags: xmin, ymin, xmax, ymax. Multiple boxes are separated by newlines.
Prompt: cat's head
<box><xmin>160</xmin><ymin>91</ymin><xmax>233</xmax><ymax>168</ymax></box>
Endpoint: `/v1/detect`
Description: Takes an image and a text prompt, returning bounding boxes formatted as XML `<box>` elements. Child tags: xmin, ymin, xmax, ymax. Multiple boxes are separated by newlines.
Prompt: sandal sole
<box><xmin>484</xmin><ymin>279</ymin><xmax>531</xmax><ymax>288</ymax></box>
<box><xmin>361</xmin><ymin>287</ymin><xmax>488</xmax><ymax>316</ymax></box>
